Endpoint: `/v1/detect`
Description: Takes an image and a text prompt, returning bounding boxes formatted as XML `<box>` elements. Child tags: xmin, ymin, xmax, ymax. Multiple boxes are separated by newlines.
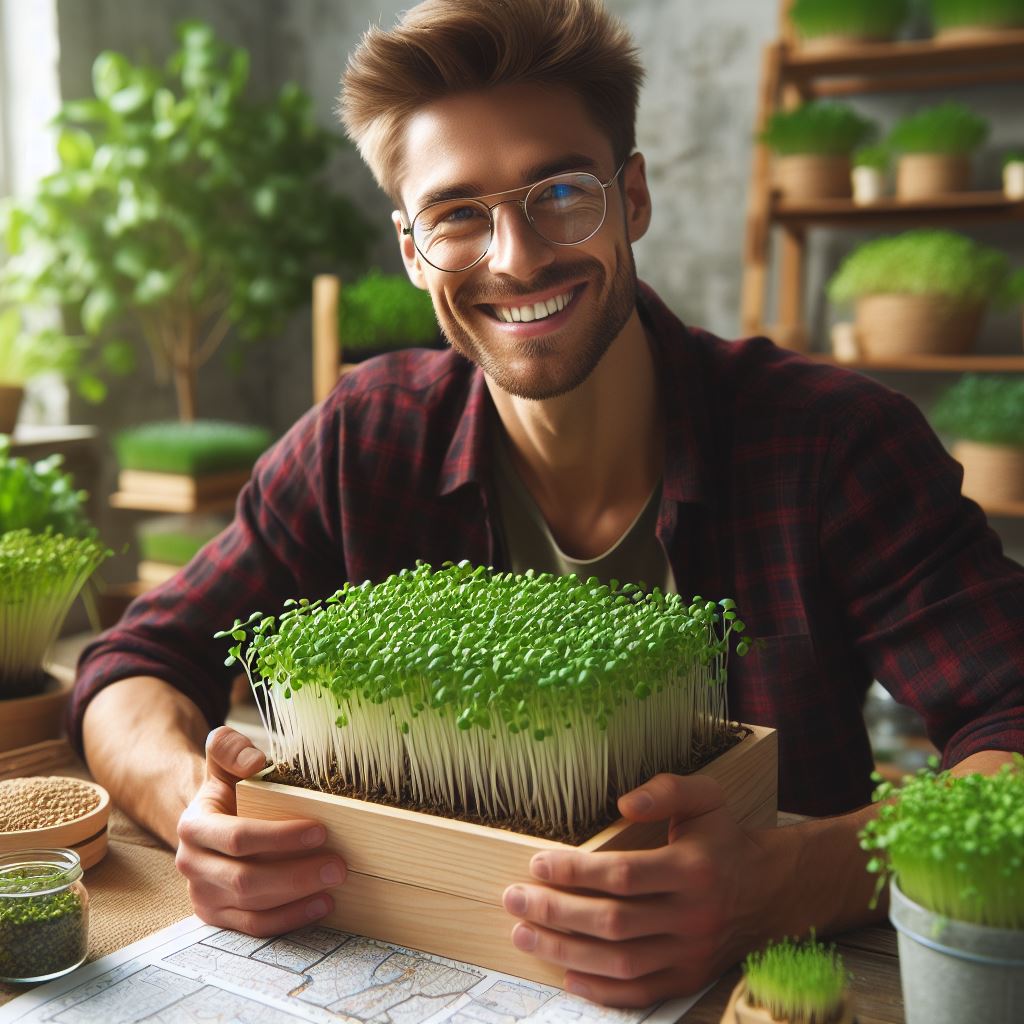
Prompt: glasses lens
<box><xmin>526</xmin><ymin>173</ymin><xmax>607</xmax><ymax>245</ymax></box>
<box><xmin>412</xmin><ymin>200</ymin><xmax>492</xmax><ymax>272</ymax></box>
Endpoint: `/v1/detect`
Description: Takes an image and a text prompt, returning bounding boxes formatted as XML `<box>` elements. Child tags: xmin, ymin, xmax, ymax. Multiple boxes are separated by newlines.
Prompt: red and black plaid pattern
<box><xmin>70</xmin><ymin>284</ymin><xmax>1024</xmax><ymax>815</ymax></box>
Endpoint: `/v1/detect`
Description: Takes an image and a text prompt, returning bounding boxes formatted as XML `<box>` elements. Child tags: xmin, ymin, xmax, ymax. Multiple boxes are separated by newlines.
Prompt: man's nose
<box><xmin>484</xmin><ymin>200</ymin><xmax>556</xmax><ymax>280</ymax></box>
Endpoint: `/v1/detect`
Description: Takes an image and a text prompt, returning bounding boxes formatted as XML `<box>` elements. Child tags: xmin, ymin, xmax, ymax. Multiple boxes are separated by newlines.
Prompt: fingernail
<box><xmin>238</xmin><ymin>748</ymin><xmax>265</xmax><ymax>772</ymax></box>
<box><xmin>531</xmin><ymin>855</ymin><xmax>550</xmax><ymax>881</ymax></box>
<box><xmin>320</xmin><ymin>862</ymin><xmax>343</xmax><ymax>886</ymax></box>
<box><xmin>567</xmin><ymin>980</ymin><xmax>591</xmax><ymax>1000</ymax></box>
<box><xmin>512</xmin><ymin>924</ymin><xmax>537</xmax><ymax>951</ymax></box>
<box><xmin>504</xmin><ymin>886</ymin><xmax>527</xmax><ymax>916</ymax></box>
<box><xmin>301</xmin><ymin>826</ymin><xmax>326</xmax><ymax>848</ymax></box>
<box><xmin>306</xmin><ymin>897</ymin><xmax>329</xmax><ymax>920</ymax></box>
<box><xmin>625</xmin><ymin>790</ymin><xmax>653</xmax><ymax>813</ymax></box>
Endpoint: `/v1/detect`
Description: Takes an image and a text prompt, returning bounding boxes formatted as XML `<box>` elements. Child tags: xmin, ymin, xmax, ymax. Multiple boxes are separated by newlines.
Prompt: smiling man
<box><xmin>72</xmin><ymin>0</ymin><xmax>1024</xmax><ymax>1009</ymax></box>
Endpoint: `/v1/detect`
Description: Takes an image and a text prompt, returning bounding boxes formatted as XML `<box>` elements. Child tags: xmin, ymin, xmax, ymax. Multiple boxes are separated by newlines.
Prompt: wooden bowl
<box><xmin>0</xmin><ymin>777</ymin><xmax>111</xmax><ymax>869</ymax></box>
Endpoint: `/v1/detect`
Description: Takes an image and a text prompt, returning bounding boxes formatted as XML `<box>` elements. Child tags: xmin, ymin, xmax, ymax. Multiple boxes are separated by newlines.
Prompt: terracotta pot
<box><xmin>774</xmin><ymin>155</ymin><xmax>852</xmax><ymax>200</ymax></box>
<box><xmin>855</xmin><ymin>294</ymin><xmax>984</xmax><ymax>358</ymax></box>
<box><xmin>1004</xmin><ymin>161</ymin><xmax>1024</xmax><ymax>201</ymax></box>
<box><xmin>952</xmin><ymin>441</ymin><xmax>1024</xmax><ymax>506</ymax></box>
<box><xmin>852</xmin><ymin>165</ymin><xmax>886</xmax><ymax>205</ymax></box>
<box><xmin>721</xmin><ymin>978</ymin><xmax>856</xmax><ymax>1024</ymax></box>
<box><xmin>0</xmin><ymin>383</ymin><xmax>24</xmax><ymax>435</ymax></box>
<box><xmin>897</xmin><ymin>154</ymin><xmax>971</xmax><ymax>199</ymax></box>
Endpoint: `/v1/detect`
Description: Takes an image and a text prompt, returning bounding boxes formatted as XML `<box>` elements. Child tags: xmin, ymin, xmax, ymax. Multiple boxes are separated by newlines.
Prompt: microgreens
<box><xmin>1004</xmin><ymin>150</ymin><xmax>1024</xmax><ymax>169</ymax></box>
<box><xmin>790</xmin><ymin>0</ymin><xmax>909</xmax><ymax>40</ymax></box>
<box><xmin>887</xmin><ymin>102</ymin><xmax>988</xmax><ymax>156</ymax></box>
<box><xmin>853</xmin><ymin>144</ymin><xmax>890</xmax><ymax>171</ymax></box>
<box><xmin>744</xmin><ymin>934</ymin><xmax>849</xmax><ymax>1023</ymax></box>
<box><xmin>928</xmin><ymin>0</ymin><xmax>1024</xmax><ymax>31</ymax></box>
<box><xmin>931</xmin><ymin>375</ymin><xmax>1024</xmax><ymax>447</ymax></box>
<box><xmin>219</xmin><ymin>562</ymin><xmax>748</xmax><ymax>835</ymax></box>
<box><xmin>760</xmin><ymin>103</ymin><xmax>876</xmax><ymax>157</ymax></box>
<box><xmin>0</xmin><ymin>529</ymin><xmax>110</xmax><ymax>695</ymax></box>
<box><xmin>114</xmin><ymin>420</ymin><xmax>271</xmax><ymax>475</ymax></box>
<box><xmin>859</xmin><ymin>757</ymin><xmax>1024</xmax><ymax>928</ymax></box>
<box><xmin>339</xmin><ymin>270</ymin><xmax>439</xmax><ymax>354</ymax></box>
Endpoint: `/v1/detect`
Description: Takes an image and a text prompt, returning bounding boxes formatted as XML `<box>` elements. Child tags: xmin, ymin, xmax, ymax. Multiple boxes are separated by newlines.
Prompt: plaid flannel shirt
<box><xmin>71</xmin><ymin>284</ymin><xmax>1024</xmax><ymax>815</ymax></box>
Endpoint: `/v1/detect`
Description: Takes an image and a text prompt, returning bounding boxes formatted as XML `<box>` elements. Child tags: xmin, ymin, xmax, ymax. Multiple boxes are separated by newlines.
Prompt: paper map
<box><xmin>0</xmin><ymin>917</ymin><xmax>701</xmax><ymax>1024</ymax></box>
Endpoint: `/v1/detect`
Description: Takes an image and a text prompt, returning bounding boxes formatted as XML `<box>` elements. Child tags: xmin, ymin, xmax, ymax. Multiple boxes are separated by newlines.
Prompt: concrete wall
<box><xmin>50</xmin><ymin>0</ymin><xmax>1024</xmax><ymax>563</ymax></box>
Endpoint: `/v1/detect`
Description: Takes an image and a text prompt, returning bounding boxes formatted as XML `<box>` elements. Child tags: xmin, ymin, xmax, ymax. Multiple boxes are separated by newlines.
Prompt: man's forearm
<box><xmin>81</xmin><ymin>677</ymin><xmax>210</xmax><ymax>848</ymax></box>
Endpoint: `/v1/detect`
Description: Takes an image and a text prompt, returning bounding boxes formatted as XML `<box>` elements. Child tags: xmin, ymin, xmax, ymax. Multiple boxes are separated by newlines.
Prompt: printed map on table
<box><xmin>0</xmin><ymin>917</ymin><xmax>702</xmax><ymax>1024</ymax></box>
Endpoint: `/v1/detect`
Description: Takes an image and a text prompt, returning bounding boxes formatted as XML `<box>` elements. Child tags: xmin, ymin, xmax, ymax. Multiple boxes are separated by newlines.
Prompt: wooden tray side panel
<box><xmin>326</xmin><ymin>870</ymin><xmax>565</xmax><ymax>987</ymax></box>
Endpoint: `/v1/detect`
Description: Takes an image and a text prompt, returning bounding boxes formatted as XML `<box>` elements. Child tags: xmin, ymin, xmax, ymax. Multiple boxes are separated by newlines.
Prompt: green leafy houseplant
<box><xmin>931</xmin><ymin>375</ymin><xmax>1024</xmax><ymax>448</ymax></box>
<box><xmin>0</xmin><ymin>307</ymin><xmax>80</xmax><ymax>389</ymax></box>
<box><xmin>137</xmin><ymin>515</ymin><xmax>225</xmax><ymax>567</ymax></box>
<box><xmin>221</xmin><ymin>562</ymin><xmax>748</xmax><ymax>838</ymax></box>
<box><xmin>927</xmin><ymin>0</ymin><xmax>1024</xmax><ymax>31</ymax></box>
<box><xmin>790</xmin><ymin>0</ymin><xmax>909</xmax><ymax>41</ymax></box>
<box><xmin>887</xmin><ymin>102</ymin><xmax>988</xmax><ymax>156</ymax></box>
<box><xmin>1</xmin><ymin>20</ymin><xmax>372</xmax><ymax>421</ymax></box>
<box><xmin>339</xmin><ymin>271</ymin><xmax>440</xmax><ymax>359</ymax></box>
<box><xmin>759</xmin><ymin>103</ymin><xmax>875</xmax><ymax>156</ymax></box>
<box><xmin>741</xmin><ymin>935</ymin><xmax>851</xmax><ymax>1023</ymax></box>
<box><xmin>0</xmin><ymin>529</ymin><xmax>110</xmax><ymax>697</ymax></box>
<box><xmin>0</xmin><ymin>436</ymin><xmax>92</xmax><ymax>537</ymax></box>
<box><xmin>114</xmin><ymin>420</ymin><xmax>271</xmax><ymax>475</ymax></box>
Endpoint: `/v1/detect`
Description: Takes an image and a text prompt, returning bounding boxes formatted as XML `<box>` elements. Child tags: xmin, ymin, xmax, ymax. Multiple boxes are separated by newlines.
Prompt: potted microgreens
<box><xmin>1004</xmin><ymin>150</ymin><xmax>1024</xmax><ymax>200</ymax></box>
<box><xmin>926</xmin><ymin>0</ymin><xmax>1024</xmax><ymax>42</ymax></box>
<box><xmin>827</xmin><ymin>230</ymin><xmax>1010</xmax><ymax>358</ymax></box>
<box><xmin>851</xmin><ymin>144</ymin><xmax>890</xmax><ymax>205</ymax></box>
<box><xmin>339</xmin><ymin>270</ymin><xmax>441</xmax><ymax>363</ymax></box>
<box><xmin>931</xmin><ymin>375</ymin><xmax>1024</xmax><ymax>507</ymax></box>
<box><xmin>226</xmin><ymin>562</ymin><xmax>777</xmax><ymax>986</ymax></box>
<box><xmin>760</xmin><ymin>103</ymin><xmax>876</xmax><ymax>200</ymax></box>
<box><xmin>135</xmin><ymin>514</ymin><xmax>226</xmax><ymax>586</ymax></box>
<box><xmin>722</xmin><ymin>934</ymin><xmax>854</xmax><ymax>1024</ymax></box>
<box><xmin>886</xmin><ymin>102</ymin><xmax>988</xmax><ymax>200</ymax></box>
<box><xmin>859</xmin><ymin>758</ymin><xmax>1024</xmax><ymax>1024</ymax></box>
<box><xmin>0</xmin><ymin>20</ymin><xmax>372</xmax><ymax>423</ymax></box>
<box><xmin>789</xmin><ymin>0</ymin><xmax>909</xmax><ymax>52</ymax></box>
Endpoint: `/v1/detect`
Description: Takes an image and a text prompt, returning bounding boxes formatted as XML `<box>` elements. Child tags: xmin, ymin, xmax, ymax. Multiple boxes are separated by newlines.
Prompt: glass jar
<box><xmin>0</xmin><ymin>849</ymin><xmax>89</xmax><ymax>983</ymax></box>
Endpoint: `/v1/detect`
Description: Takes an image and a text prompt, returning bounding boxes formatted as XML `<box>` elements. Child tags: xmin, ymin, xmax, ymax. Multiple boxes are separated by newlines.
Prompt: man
<box><xmin>72</xmin><ymin>0</ymin><xmax>1024</xmax><ymax>1008</ymax></box>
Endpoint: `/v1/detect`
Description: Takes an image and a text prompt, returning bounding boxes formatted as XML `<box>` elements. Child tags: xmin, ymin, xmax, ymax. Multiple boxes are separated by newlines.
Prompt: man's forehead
<box><xmin>397</xmin><ymin>83</ymin><xmax>614</xmax><ymax>212</ymax></box>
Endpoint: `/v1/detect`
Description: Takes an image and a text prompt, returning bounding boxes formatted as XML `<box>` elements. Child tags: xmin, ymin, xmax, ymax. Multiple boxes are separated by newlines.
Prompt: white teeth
<box><xmin>493</xmin><ymin>289</ymin><xmax>573</xmax><ymax>324</ymax></box>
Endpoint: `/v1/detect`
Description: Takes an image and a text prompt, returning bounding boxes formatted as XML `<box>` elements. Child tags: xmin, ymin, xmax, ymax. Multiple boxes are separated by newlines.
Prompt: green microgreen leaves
<box><xmin>744</xmin><ymin>933</ymin><xmax>849</xmax><ymax>1022</ymax></box>
<box><xmin>859</xmin><ymin>757</ymin><xmax>1024</xmax><ymax>928</ymax></box>
<box><xmin>220</xmin><ymin>563</ymin><xmax>747</xmax><ymax>835</ymax></box>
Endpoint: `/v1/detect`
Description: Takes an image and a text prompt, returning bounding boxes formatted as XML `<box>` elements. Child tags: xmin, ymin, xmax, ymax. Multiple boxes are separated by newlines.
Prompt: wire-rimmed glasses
<box><xmin>403</xmin><ymin>161</ymin><xmax>626</xmax><ymax>273</ymax></box>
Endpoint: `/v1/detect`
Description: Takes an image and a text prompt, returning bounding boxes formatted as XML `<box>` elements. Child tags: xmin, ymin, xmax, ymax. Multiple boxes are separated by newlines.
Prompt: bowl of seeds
<box><xmin>0</xmin><ymin>777</ymin><xmax>110</xmax><ymax>869</ymax></box>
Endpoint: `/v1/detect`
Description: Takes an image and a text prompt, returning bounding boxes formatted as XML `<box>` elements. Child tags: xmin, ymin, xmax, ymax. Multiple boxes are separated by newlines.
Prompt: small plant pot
<box><xmin>855</xmin><ymin>294</ymin><xmax>984</xmax><ymax>358</ymax></box>
<box><xmin>238</xmin><ymin>723</ymin><xmax>778</xmax><ymax>988</ymax></box>
<box><xmin>896</xmin><ymin>154</ymin><xmax>971</xmax><ymax>200</ymax></box>
<box><xmin>0</xmin><ymin>384</ymin><xmax>24</xmax><ymax>435</ymax></box>
<box><xmin>1004</xmin><ymin>161</ymin><xmax>1024</xmax><ymax>201</ymax></box>
<box><xmin>852</xmin><ymin>165</ymin><xmax>887</xmax><ymax>205</ymax></box>
<box><xmin>720</xmin><ymin>978</ymin><xmax>856</xmax><ymax>1024</ymax></box>
<box><xmin>952</xmin><ymin>441</ymin><xmax>1024</xmax><ymax>506</ymax></box>
<box><xmin>889</xmin><ymin>877</ymin><xmax>1024</xmax><ymax>1024</ymax></box>
<box><xmin>0</xmin><ymin>667</ymin><xmax>74</xmax><ymax>754</ymax></box>
<box><xmin>774</xmin><ymin>155</ymin><xmax>852</xmax><ymax>201</ymax></box>
<box><xmin>934</xmin><ymin>25</ymin><xmax>1024</xmax><ymax>45</ymax></box>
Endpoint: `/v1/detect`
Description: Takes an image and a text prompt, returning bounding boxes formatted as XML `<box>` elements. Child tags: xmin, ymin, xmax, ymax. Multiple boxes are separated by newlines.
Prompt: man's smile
<box><xmin>475</xmin><ymin>284</ymin><xmax>586</xmax><ymax>334</ymax></box>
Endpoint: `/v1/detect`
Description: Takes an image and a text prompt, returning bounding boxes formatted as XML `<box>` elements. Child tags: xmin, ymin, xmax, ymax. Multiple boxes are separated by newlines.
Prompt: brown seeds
<box><xmin>0</xmin><ymin>777</ymin><xmax>101</xmax><ymax>832</ymax></box>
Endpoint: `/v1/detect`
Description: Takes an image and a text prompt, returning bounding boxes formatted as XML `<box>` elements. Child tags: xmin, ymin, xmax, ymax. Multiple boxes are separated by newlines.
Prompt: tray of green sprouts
<box><xmin>230</xmin><ymin>562</ymin><xmax>777</xmax><ymax>986</ymax></box>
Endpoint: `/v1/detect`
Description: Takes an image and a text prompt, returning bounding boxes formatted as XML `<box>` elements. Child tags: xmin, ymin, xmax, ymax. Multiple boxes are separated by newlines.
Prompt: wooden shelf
<box><xmin>774</xmin><ymin>192</ymin><xmax>1024</xmax><ymax>228</ymax></box>
<box><xmin>813</xmin><ymin>354</ymin><xmax>1024</xmax><ymax>373</ymax></box>
<box><xmin>782</xmin><ymin>32</ymin><xmax>1024</xmax><ymax>96</ymax></box>
<box><xmin>109</xmin><ymin>491</ymin><xmax>239</xmax><ymax>515</ymax></box>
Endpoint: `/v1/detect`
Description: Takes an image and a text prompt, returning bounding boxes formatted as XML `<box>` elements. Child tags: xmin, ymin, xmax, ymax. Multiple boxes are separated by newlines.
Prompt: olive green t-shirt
<box><xmin>492</xmin><ymin>432</ymin><xmax>677</xmax><ymax>595</ymax></box>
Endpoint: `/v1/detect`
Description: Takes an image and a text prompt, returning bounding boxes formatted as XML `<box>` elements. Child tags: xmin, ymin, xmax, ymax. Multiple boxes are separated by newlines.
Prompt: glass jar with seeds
<box><xmin>0</xmin><ymin>849</ymin><xmax>89</xmax><ymax>983</ymax></box>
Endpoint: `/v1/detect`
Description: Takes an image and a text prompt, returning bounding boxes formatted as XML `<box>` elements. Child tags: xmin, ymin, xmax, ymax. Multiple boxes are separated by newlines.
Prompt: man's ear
<box><xmin>393</xmin><ymin>211</ymin><xmax>429</xmax><ymax>290</ymax></box>
<box><xmin>622</xmin><ymin>153</ymin><xmax>652</xmax><ymax>244</ymax></box>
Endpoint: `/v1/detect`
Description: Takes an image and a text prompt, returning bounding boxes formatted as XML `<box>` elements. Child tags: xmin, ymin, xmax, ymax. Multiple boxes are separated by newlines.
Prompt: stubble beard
<box><xmin>434</xmin><ymin>247</ymin><xmax>638</xmax><ymax>401</ymax></box>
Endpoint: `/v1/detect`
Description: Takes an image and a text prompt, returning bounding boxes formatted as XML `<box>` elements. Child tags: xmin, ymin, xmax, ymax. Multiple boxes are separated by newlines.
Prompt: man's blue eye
<box><xmin>549</xmin><ymin>183</ymin><xmax>575</xmax><ymax>199</ymax></box>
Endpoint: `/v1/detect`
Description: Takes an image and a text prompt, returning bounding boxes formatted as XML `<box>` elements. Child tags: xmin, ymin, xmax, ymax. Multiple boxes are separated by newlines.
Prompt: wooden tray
<box><xmin>237</xmin><ymin>723</ymin><xmax>777</xmax><ymax>985</ymax></box>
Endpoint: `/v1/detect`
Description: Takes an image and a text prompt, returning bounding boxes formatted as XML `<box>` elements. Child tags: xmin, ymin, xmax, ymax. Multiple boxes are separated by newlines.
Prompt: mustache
<box><xmin>457</xmin><ymin>260</ymin><xmax>602</xmax><ymax>305</ymax></box>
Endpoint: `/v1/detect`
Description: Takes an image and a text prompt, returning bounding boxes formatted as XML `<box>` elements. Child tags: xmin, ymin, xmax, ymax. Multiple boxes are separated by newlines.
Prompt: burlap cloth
<box><xmin>0</xmin><ymin>740</ymin><xmax>193</xmax><ymax>1008</ymax></box>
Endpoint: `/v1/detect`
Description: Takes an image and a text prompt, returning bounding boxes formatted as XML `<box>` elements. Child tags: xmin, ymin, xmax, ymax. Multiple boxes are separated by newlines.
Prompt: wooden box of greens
<box><xmin>233</xmin><ymin>564</ymin><xmax>778</xmax><ymax>986</ymax></box>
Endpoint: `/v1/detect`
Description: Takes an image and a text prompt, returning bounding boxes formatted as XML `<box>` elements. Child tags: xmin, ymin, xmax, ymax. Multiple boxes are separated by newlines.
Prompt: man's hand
<box><xmin>175</xmin><ymin>726</ymin><xmax>347</xmax><ymax>936</ymax></box>
<box><xmin>501</xmin><ymin>774</ymin><xmax>781</xmax><ymax>1008</ymax></box>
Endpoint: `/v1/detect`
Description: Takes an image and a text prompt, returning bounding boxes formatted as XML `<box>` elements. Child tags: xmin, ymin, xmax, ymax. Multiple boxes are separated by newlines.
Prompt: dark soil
<box><xmin>265</xmin><ymin>721</ymin><xmax>747</xmax><ymax>846</ymax></box>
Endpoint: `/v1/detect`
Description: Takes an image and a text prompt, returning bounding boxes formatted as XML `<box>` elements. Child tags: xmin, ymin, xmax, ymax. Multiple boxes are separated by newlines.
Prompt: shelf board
<box><xmin>812</xmin><ymin>354</ymin><xmax>1024</xmax><ymax>373</ymax></box>
<box><xmin>782</xmin><ymin>32</ymin><xmax>1024</xmax><ymax>95</ymax></box>
<box><xmin>109</xmin><ymin>491</ymin><xmax>239</xmax><ymax>514</ymax></box>
<box><xmin>773</xmin><ymin>192</ymin><xmax>1024</xmax><ymax>228</ymax></box>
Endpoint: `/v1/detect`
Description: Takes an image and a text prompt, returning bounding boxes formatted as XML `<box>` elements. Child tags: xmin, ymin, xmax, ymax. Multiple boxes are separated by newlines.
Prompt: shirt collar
<box><xmin>438</xmin><ymin>281</ymin><xmax>714</xmax><ymax>509</ymax></box>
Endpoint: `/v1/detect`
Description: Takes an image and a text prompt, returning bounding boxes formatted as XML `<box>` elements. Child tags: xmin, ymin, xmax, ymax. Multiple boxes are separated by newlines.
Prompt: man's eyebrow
<box><xmin>416</xmin><ymin>153</ymin><xmax>601</xmax><ymax>209</ymax></box>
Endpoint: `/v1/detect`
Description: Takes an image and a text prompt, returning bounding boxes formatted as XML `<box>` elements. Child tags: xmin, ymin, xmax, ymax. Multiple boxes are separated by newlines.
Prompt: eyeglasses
<box><xmin>403</xmin><ymin>161</ymin><xmax>626</xmax><ymax>273</ymax></box>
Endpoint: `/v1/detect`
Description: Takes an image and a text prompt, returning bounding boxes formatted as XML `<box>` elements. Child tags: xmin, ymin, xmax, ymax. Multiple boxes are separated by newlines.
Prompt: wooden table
<box><xmin>0</xmin><ymin>741</ymin><xmax>904</xmax><ymax>1022</ymax></box>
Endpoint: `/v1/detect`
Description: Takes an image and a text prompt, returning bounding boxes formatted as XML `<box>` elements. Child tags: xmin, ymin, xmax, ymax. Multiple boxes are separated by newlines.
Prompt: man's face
<box><xmin>394</xmin><ymin>83</ymin><xmax>651</xmax><ymax>401</ymax></box>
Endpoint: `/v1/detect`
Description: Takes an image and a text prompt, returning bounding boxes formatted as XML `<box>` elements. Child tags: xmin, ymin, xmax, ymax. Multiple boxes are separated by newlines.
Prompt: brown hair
<box><xmin>339</xmin><ymin>0</ymin><xmax>644</xmax><ymax>205</ymax></box>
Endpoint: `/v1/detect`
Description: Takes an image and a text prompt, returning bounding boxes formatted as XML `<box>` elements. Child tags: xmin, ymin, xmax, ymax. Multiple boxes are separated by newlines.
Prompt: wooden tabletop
<box><xmin>0</xmin><ymin>741</ymin><xmax>905</xmax><ymax>1022</ymax></box>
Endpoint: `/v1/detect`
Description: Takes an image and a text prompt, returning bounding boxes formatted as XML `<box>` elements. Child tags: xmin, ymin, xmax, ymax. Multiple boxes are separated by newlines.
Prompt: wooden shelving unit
<box><xmin>774</xmin><ymin>191</ymin><xmax>1024</xmax><ymax>229</ymax></box>
<box><xmin>813</xmin><ymin>354</ymin><xmax>1024</xmax><ymax>373</ymax></box>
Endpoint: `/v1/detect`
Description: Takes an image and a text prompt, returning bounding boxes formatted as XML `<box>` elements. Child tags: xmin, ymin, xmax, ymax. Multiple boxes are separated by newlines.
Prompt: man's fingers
<box><xmin>617</xmin><ymin>773</ymin><xmax>726</xmax><ymax>823</ymax></box>
<box><xmin>195</xmin><ymin>891</ymin><xmax>336</xmax><ymax>939</ymax></box>
<box><xmin>205</xmin><ymin>725</ymin><xmax>267</xmax><ymax>786</ymax></box>
<box><xmin>178</xmin><ymin>807</ymin><xmax>328</xmax><ymax>859</ymax></box>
